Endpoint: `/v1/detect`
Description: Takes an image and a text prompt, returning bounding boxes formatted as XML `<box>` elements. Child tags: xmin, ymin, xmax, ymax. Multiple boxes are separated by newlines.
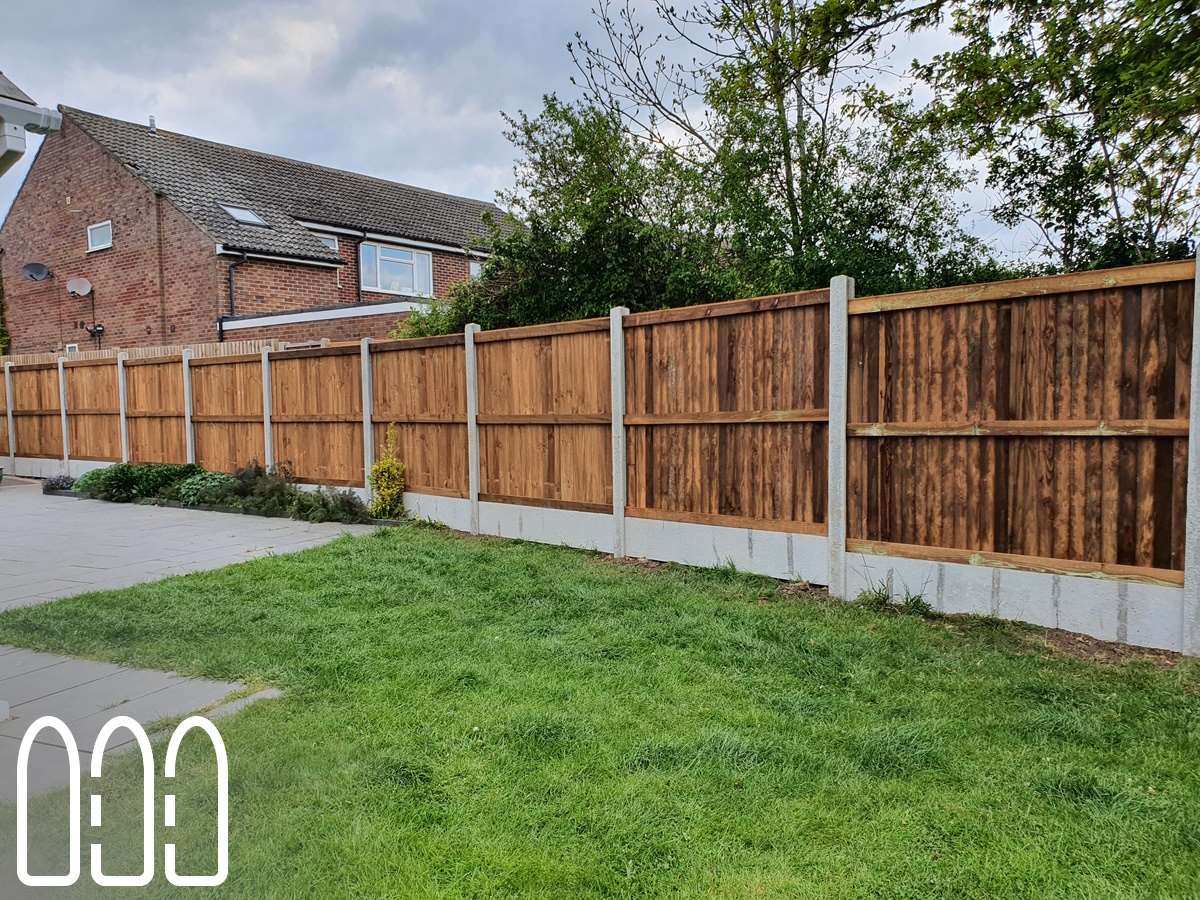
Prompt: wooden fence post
<box><xmin>827</xmin><ymin>275</ymin><xmax>854</xmax><ymax>597</ymax></box>
<box><xmin>116</xmin><ymin>353</ymin><xmax>130</xmax><ymax>463</ymax></box>
<box><xmin>1183</xmin><ymin>247</ymin><xmax>1200</xmax><ymax>656</ymax></box>
<box><xmin>610</xmin><ymin>306</ymin><xmax>630</xmax><ymax>556</ymax></box>
<box><xmin>4</xmin><ymin>362</ymin><xmax>15</xmax><ymax>472</ymax></box>
<box><xmin>464</xmin><ymin>323</ymin><xmax>481</xmax><ymax>534</ymax></box>
<box><xmin>57</xmin><ymin>356</ymin><xmax>70</xmax><ymax>467</ymax></box>
<box><xmin>181</xmin><ymin>349</ymin><xmax>195</xmax><ymax>465</ymax></box>
<box><xmin>261</xmin><ymin>348</ymin><xmax>274</xmax><ymax>471</ymax></box>
<box><xmin>360</xmin><ymin>338</ymin><xmax>374</xmax><ymax>497</ymax></box>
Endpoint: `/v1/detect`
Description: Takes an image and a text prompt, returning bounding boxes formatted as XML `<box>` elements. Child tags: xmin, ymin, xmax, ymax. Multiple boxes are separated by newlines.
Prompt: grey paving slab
<box><xmin>0</xmin><ymin>646</ymin><xmax>263</xmax><ymax>802</ymax></box>
<box><xmin>0</xmin><ymin>479</ymin><xmax>374</xmax><ymax>608</ymax></box>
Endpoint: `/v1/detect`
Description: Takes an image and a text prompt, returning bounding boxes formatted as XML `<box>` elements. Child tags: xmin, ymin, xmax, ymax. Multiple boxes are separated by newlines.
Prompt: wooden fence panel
<box><xmin>847</xmin><ymin>271</ymin><xmax>1193</xmax><ymax>575</ymax></box>
<box><xmin>125</xmin><ymin>357</ymin><xmax>186</xmax><ymax>464</ymax></box>
<box><xmin>270</xmin><ymin>348</ymin><xmax>363</xmax><ymax>486</ymax></box>
<box><xmin>65</xmin><ymin>361</ymin><xmax>121</xmax><ymax>462</ymax></box>
<box><xmin>11</xmin><ymin>364</ymin><xmax>62</xmax><ymax>459</ymax></box>
<box><xmin>623</xmin><ymin>292</ymin><xmax>830</xmax><ymax>532</ymax></box>
<box><xmin>371</xmin><ymin>337</ymin><xmax>468</xmax><ymax>497</ymax></box>
<box><xmin>475</xmin><ymin>322</ymin><xmax>611</xmax><ymax>511</ymax></box>
<box><xmin>0</xmin><ymin>369</ymin><xmax>8</xmax><ymax>458</ymax></box>
<box><xmin>190</xmin><ymin>356</ymin><xmax>264</xmax><ymax>473</ymax></box>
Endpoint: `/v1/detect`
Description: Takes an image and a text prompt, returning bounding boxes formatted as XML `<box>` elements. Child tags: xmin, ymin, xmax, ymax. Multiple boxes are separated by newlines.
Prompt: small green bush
<box><xmin>74</xmin><ymin>464</ymin><xmax>140</xmax><ymax>502</ymax></box>
<box><xmin>75</xmin><ymin>463</ymin><xmax>202</xmax><ymax>502</ymax></box>
<box><xmin>289</xmin><ymin>487</ymin><xmax>369</xmax><ymax>524</ymax></box>
<box><xmin>133</xmin><ymin>463</ymin><xmax>202</xmax><ymax>498</ymax></box>
<box><xmin>175</xmin><ymin>471</ymin><xmax>239</xmax><ymax>506</ymax></box>
<box><xmin>368</xmin><ymin>425</ymin><xmax>407</xmax><ymax>519</ymax></box>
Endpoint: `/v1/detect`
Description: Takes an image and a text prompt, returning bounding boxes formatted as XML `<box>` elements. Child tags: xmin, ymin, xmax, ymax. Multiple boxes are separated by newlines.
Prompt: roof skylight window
<box><xmin>220</xmin><ymin>204</ymin><xmax>269</xmax><ymax>227</ymax></box>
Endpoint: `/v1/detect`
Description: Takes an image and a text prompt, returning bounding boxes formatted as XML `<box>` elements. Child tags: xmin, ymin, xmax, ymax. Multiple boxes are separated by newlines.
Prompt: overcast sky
<box><xmin>0</xmin><ymin>0</ymin><xmax>1024</xmax><ymax>253</ymax></box>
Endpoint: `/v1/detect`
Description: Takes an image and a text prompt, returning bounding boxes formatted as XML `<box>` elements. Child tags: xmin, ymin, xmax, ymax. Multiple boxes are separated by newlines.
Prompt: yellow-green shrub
<box><xmin>368</xmin><ymin>425</ymin><xmax>407</xmax><ymax>519</ymax></box>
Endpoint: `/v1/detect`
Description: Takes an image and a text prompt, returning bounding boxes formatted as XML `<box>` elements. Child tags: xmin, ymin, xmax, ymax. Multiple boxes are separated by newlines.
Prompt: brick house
<box><xmin>0</xmin><ymin>106</ymin><xmax>502</xmax><ymax>352</ymax></box>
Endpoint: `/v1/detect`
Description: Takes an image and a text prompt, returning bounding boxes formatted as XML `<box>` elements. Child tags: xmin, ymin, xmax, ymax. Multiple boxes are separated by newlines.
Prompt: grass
<box><xmin>0</xmin><ymin>522</ymin><xmax>1197</xmax><ymax>898</ymax></box>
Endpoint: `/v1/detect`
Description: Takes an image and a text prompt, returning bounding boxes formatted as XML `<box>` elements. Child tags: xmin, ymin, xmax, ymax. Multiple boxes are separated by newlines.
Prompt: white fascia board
<box><xmin>221</xmin><ymin>300</ymin><xmax>428</xmax><ymax>331</ymax></box>
<box><xmin>293</xmin><ymin>221</ymin><xmax>493</xmax><ymax>258</ymax></box>
<box><xmin>215</xmin><ymin>244</ymin><xmax>343</xmax><ymax>269</ymax></box>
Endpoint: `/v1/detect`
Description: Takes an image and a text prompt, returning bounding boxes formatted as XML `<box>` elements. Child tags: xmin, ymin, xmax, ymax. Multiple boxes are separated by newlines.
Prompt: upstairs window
<box><xmin>220</xmin><ymin>204</ymin><xmax>269</xmax><ymax>227</ymax></box>
<box><xmin>86</xmin><ymin>220</ymin><xmax>113</xmax><ymax>252</ymax></box>
<box><xmin>469</xmin><ymin>259</ymin><xmax>483</xmax><ymax>280</ymax></box>
<box><xmin>359</xmin><ymin>242</ymin><xmax>432</xmax><ymax>297</ymax></box>
<box><xmin>315</xmin><ymin>234</ymin><xmax>339</xmax><ymax>252</ymax></box>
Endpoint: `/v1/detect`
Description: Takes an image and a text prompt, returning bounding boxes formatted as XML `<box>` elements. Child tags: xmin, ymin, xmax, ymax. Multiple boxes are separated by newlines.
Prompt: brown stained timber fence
<box><xmin>3</xmin><ymin>259</ymin><xmax>1195</xmax><ymax>590</ymax></box>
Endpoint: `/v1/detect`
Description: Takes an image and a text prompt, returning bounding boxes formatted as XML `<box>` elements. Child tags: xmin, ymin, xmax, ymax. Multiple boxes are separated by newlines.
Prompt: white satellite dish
<box><xmin>66</xmin><ymin>277</ymin><xmax>93</xmax><ymax>297</ymax></box>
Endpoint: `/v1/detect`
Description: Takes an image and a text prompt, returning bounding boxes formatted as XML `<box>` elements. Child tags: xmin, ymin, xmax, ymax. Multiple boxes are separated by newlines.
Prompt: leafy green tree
<box><xmin>804</xmin><ymin>0</ymin><xmax>1199</xmax><ymax>268</ymax></box>
<box><xmin>404</xmin><ymin>1</ymin><xmax>1023</xmax><ymax>336</ymax></box>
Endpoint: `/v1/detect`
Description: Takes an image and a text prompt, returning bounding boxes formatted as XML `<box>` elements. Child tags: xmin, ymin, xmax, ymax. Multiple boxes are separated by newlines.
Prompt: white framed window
<box><xmin>86</xmin><ymin>220</ymin><xmax>113</xmax><ymax>252</ymax></box>
<box><xmin>469</xmin><ymin>259</ymin><xmax>483</xmax><ymax>280</ymax></box>
<box><xmin>220</xmin><ymin>204</ymin><xmax>269</xmax><ymax>227</ymax></box>
<box><xmin>65</xmin><ymin>343</ymin><xmax>80</xmax><ymax>353</ymax></box>
<box><xmin>359</xmin><ymin>242</ymin><xmax>433</xmax><ymax>297</ymax></box>
<box><xmin>315</xmin><ymin>234</ymin><xmax>339</xmax><ymax>253</ymax></box>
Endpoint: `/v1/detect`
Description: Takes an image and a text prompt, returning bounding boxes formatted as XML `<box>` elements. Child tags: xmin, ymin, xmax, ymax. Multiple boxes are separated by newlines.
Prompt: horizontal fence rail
<box><xmin>3</xmin><ymin>258</ymin><xmax>1197</xmax><ymax>654</ymax></box>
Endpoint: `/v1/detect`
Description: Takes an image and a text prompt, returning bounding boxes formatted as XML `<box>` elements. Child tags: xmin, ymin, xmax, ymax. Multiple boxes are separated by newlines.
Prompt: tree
<box><xmin>404</xmin><ymin>1</ymin><xmax>1017</xmax><ymax>336</ymax></box>
<box><xmin>401</xmin><ymin>97</ymin><xmax>746</xmax><ymax>336</ymax></box>
<box><xmin>804</xmin><ymin>0</ymin><xmax>1200</xmax><ymax>268</ymax></box>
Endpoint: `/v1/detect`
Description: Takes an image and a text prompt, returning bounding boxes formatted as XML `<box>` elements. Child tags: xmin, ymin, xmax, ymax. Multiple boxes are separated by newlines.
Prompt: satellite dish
<box><xmin>21</xmin><ymin>262</ymin><xmax>50</xmax><ymax>282</ymax></box>
<box><xmin>67</xmin><ymin>277</ymin><xmax>93</xmax><ymax>297</ymax></box>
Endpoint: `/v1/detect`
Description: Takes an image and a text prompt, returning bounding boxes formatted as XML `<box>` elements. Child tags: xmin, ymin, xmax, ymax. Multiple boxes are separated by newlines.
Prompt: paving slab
<box><xmin>0</xmin><ymin>646</ymin><xmax>258</xmax><ymax>801</ymax></box>
<box><xmin>0</xmin><ymin>479</ymin><xmax>374</xmax><ymax>608</ymax></box>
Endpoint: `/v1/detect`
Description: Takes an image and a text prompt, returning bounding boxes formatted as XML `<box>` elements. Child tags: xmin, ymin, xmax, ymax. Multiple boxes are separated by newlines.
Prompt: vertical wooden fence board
<box><xmin>125</xmin><ymin>359</ymin><xmax>187</xmax><ymax>464</ymax></box>
<box><xmin>11</xmin><ymin>366</ymin><xmax>62</xmax><ymax>458</ymax></box>
<box><xmin>847</xmin><ymin>277</ymin><xmax>1193</xmax><ymax>574</ymax></box>
<box><xmin>65</xmin><ymin>362</ymin><xmax>121</xmax><ymax>462</ymax></box>
<box><xmin>624</xmin><ymin>301</ymin><xmax>829</xmax><ymax>530</ymax></box>
<box><xmin>270</xmin><ymin>352</ymin><xmax>363</xmax><ymax>485</ymax></box>
<box><xmin>371</xmin><ymin>342</ymin><xmax>468</xmax><ymax>497</ymax></box>
<box><xmin>190</xmin><ymin>359</ymin><xmax>264</xmax><ymax>473</ymax></box>
<box><xmin>475</xmin><ymin>326</ymin><xmax>612</xmax><ymax>509</ymax></box>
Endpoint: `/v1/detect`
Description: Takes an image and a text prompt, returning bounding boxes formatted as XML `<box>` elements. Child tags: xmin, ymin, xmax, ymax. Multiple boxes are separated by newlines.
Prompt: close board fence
<box><xmin>4</xmin><ymin>258</ymin><xmax>1198</xmax><ymax>644</ymax></box>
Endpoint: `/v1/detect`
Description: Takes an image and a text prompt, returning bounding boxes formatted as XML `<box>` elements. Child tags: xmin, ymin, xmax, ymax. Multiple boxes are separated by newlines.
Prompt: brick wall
<box><xmin>223</xmin><ymin>310</ymin><xmax>412</xmax><ymax>344</ymax></box>
<box><xmin>0</xmin><ymin>117</ymin><xmax>220</xmax><ymax>353</ymax></box>
<box><xmin>0</xmin><ymin>117</ymin><xmax>479</xmax><ymax>353</ymax></box>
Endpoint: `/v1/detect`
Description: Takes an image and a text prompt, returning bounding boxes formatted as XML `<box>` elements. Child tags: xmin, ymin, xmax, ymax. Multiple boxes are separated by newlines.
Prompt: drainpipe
<box><xmin>355</xmin><ymin>237</ymin><xmax>364</xmax><ymax>304</ymax></box>
<box><xmin>220</xmin><ymin>252</ymin><xmax>247</xmax><ymax>343</ymax></box>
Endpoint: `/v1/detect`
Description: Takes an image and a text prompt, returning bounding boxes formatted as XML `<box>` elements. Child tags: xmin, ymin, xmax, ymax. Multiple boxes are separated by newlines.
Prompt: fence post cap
<box><xmin>465</xmin><ymin>323</ymin><xmax>481</xmax><ymax>334</ymax></box>
<box><xmin>610</xmin><ymin>306</ymin><xmax>630</xmax><ymax>316</ymax></box>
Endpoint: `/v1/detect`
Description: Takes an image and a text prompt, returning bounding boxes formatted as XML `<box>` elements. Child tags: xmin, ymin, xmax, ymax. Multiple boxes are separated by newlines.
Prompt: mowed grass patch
<box><xmin>0</xmin><ymin>523</ymin><xmax>1197</xmax><ymax>898</ymax></box>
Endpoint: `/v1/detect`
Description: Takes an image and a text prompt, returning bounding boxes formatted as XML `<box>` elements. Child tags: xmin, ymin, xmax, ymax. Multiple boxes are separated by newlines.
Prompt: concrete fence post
<box><xmin>360</xmin><ymin>338</ymin><xmax>374</xmax><ymax>497</ymax></box>
<box><xmin>57</xmin><ymin>356</ymin><xmax>70</xmax><ymax>467</ymax></box>
<box><xmin>261</xmin><ymin>348</ymin><xmax>274</xmax><ymax>471</ymax></box>
<box><xmin>116</xmin><ymin>353</ymin><xmax>130</xmax><ymax>463</ymax></box>
<box><xmin>464</xmin><ymin>323</ymin><xmax>482</xmax><ymax>534</ymax></box>
<box><xmin>609</xmin><ymin>306</ymin><xmax>630</xmax><ymax>556</ymax></box>
<box><xmin>827</xmin><ymin>275</ymin><xmax>854</xmax><ymax>598</ymax></box>
<box><xmin>4</xmin><ymin>362</ymin><xmax>15</xmax><ymax>472</ymax></box>
<box><xmin>1183</xmin><ymin>246</ymin><xmax>1200</xmax><ymax>656</ymax></box>
<box><xmin>181</xmin><ymin>349</ymin><xmax>195</xmax><ymax>465</ymax></box>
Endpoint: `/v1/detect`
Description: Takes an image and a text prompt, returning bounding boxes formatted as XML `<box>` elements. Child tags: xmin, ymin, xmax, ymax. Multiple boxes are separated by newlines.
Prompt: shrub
<box><xmin>74</xmin><ymin>464</ymin><xmax>140</xmax><ymax>502</ymax></box>
<box><xmin>368</xmin><ymin>425</ymin><xmax>407</xmax><ymax>519</ymax></box>
<box><xmin>132</xmin><ymin>463</ymin><xmax>202</xmax><ymax>498</ymax></box>
<box><xmin>175</xmin><ymin>471</ymin><xmax>239</xmax><ymax>507</ymax></box>
<box><xmin>289</xmin><ymin>487</ymin><xmax>369</xmax><ymax>524</ymax></box>
<box><xmin>231</xmin><ymin>461</ymin><xmax>297</xmax><ymax>517</ymax></box>
<box><xmin>42</xmin><ymin>474</ymin><xmax>75</xmax><ymax>493</ymax></box>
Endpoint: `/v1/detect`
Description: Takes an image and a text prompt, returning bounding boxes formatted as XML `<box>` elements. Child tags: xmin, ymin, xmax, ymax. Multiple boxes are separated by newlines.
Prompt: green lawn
<box><xmin>1</xmin><ymin>523</ymin><xmax>1197</xmax><ymax>898</ymax></box>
